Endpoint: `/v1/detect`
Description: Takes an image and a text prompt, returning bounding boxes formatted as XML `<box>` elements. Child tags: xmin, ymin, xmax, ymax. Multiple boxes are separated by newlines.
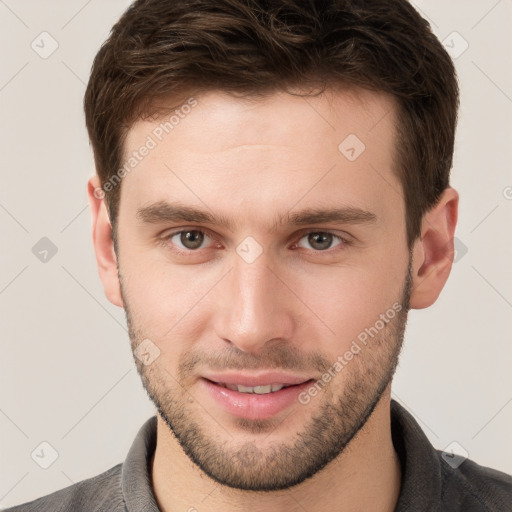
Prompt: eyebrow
<box><xmin>136</xmin><ymin>200</ymin><xmax>377</xmax><ymax>232</ymax></box>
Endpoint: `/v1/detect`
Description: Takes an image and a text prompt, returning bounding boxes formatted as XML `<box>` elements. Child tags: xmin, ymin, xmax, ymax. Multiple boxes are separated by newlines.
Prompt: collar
<box><xmin>391</xmin><ymin>400</ymin><xmax>442</xmax><ymax>510</ymax></box>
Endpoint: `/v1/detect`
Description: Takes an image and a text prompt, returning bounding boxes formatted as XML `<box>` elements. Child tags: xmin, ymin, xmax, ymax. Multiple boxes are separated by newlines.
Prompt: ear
<box><xmin>87</xmin><ymin>175</ymin><xmax>124</xmax><ymax>308</ymax></box>
<box><xmin>409</xmin><ymin>187</ymin><xmax>459</xmax><ymax>309</ymax></box>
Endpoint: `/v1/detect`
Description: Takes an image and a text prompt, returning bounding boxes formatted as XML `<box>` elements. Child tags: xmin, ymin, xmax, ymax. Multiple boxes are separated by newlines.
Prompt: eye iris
<box><xmin>181</xmin><ymin>230</ymin><xmax>204</xmax><ymax>249</ymax></box>
<box><xmin>308</xmin><ymin>232</ymin><xmax>332</xmax><ymax>250</ymax></box>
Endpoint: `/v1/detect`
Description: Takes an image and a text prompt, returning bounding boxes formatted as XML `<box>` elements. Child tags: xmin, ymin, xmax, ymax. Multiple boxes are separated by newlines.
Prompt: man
<box><xmin>6</xmin><ymin>0</ymin><xmax>511</xmax><ymax>510</ymax></box>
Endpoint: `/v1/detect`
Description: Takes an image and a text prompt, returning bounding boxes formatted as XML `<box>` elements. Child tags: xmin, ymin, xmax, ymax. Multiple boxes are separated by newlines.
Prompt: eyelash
<box><xmin>159</xmin><ymin>228</ymin><xmax>352</xmax><ymax>256</ymax></box>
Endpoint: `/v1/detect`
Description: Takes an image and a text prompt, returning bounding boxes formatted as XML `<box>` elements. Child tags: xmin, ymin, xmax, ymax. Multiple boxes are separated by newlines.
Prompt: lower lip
<box><xmin>200</xmin><ymin>378</ymin><xmax>314</xmax><ymax>420</ymax></box>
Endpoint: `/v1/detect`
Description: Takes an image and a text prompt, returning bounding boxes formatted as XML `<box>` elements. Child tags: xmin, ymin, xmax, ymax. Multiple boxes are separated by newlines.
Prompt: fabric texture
<box><xmin>4</xmin><ymin>400</ymin><xmax>512</xmax><ymax>511</ymax></box>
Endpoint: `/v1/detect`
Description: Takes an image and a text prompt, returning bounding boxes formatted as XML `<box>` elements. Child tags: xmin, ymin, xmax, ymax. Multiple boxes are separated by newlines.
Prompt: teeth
<box><xmin>253</xmin><ymin>385</ymin><xmax>272</xmax><ymax>394</ymax></box>
<box><xmin>238</xmin><ymin>384</ymin><xmax>256</xmax><ymax>393</ymax></box>
<box><xmin>221</xmin><ymin>383</ymin><xmax>286</xmax><ymax>394</ymax></box>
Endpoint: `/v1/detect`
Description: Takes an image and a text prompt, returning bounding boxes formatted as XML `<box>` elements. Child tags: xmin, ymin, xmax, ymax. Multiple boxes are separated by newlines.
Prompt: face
<box><xmin>115</xmin><ymin>87</ymin><xmax>412</xmax><ymax>491</ymax></box>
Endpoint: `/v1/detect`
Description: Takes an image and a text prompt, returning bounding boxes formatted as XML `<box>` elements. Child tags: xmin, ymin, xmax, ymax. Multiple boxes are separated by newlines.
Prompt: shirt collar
<box><xmin>121</xmin><ymin>415</ymin><xmax>160</xmax><ymax>511</ymax></box>
<box><xmin>391</xmin><ymin>399</ymin><xmax>442</xmax><ymax>510</ymax></box>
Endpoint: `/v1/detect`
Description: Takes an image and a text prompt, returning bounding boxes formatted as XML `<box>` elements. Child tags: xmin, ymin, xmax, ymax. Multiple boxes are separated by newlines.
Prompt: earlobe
<box><xmin>87</xmin><ymin>176</ymin><xmax>124</xmax><ymax>308</ymax></box>
<box><xmin>409</xmin><ymin>187</ymin><xmax>459</xmax><ymax>309</ymax></box>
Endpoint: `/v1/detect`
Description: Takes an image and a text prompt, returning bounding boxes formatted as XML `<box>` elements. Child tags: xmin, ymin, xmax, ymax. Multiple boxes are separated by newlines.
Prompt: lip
<box><xmin>200</xmin><ymin>376</ymin><xmax>315</xmax><ymax>421</ymax></box>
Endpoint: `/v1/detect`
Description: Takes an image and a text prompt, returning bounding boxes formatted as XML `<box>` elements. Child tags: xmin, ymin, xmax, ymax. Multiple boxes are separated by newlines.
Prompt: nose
<box><xmin>214</xmin><ymin>251</ymin><xmax>296</xmax><ymax>354</ymax></box>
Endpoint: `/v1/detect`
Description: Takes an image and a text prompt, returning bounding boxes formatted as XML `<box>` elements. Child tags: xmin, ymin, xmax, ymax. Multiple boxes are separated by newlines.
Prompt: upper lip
<box><xmin>202</xmin><ymin>372</ymin><xmax>313</xmax><ymax>387</ymax></box>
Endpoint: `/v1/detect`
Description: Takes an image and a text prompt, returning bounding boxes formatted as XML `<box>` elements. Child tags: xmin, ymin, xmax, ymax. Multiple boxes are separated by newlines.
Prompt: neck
<box><xmin>151</xmin><ymin>387</ymin><xmax>401</xmax><ymax>512</ymax></box>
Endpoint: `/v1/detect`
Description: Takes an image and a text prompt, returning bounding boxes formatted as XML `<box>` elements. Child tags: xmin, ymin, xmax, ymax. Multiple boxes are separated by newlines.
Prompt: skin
<box><xmin>88</xmin><ymin>86</ymin><xmax>458</xmax><ymax>512</ymax></box>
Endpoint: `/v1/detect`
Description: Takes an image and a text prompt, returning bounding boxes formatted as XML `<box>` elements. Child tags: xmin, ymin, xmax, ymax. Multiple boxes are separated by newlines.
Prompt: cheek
<box><xmin>121</xmin><ymin>250</ymin><xmax>216</xmax><ymax>339</ymax></box>
<box><xmin>123</xmin><ymin>270</ymin><xmax>207</xmax><ymax>374</ymax></box>
<box><xmin>296</xmin><ymin>259</ymin><xmax>407</xmax><ymax>351</ymax></box>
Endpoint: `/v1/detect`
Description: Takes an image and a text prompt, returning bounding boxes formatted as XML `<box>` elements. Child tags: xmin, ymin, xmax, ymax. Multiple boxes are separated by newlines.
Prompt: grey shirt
<box><xmin>5</xmin><ymin>400</ymin><xmax>512</xmax><ymax>511</ymax></box>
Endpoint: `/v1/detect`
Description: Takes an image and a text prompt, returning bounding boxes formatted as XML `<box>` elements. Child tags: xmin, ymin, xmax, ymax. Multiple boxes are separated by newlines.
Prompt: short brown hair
<box><xmin>84</xmin><ymin>0</ymin><xmax>459</xmax><ymax>247</ymax></box>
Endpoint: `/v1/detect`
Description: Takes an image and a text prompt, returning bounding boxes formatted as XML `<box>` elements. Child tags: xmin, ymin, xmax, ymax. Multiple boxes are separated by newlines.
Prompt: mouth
<box><xmin>199</xmin><ymin>373</ymin><xmax>316</xmax><ymax>420</ymax></box>
<box><xmin>209</xmin><ymin>381</ymin><xmax>297</xmax><ymax>394</ymax></box>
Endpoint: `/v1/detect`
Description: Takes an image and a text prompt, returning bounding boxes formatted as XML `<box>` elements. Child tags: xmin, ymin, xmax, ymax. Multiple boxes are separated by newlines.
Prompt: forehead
<box><xmin>119</xmin><ymin>87</ymin><xmax>401</xmax><ymax>228</ymax></box>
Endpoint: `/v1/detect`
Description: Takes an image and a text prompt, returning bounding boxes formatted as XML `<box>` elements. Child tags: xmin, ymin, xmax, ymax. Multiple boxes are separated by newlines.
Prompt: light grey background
<box><xmin>1</xmin><ymin>0</ymin><xmax>511</xmax><ymax>508</ymax></box>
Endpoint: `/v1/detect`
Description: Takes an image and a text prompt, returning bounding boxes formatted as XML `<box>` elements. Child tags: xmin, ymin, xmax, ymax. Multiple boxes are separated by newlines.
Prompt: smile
<box><xmin>200</xmin><ymin>374</ymin><xmax>315</xmax><ymax>420</ymax></box>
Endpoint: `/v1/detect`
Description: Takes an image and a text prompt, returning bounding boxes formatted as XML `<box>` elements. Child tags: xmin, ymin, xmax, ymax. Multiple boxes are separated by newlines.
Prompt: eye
<box><xmin>296</xmin><ymin>231</ymin><xmax>346</xmax><ymax>251</ymax></box>
<box><xmin>166</xmin><ymin>229</ymin><xmax>214</xmax><ymax>251</ymax></box>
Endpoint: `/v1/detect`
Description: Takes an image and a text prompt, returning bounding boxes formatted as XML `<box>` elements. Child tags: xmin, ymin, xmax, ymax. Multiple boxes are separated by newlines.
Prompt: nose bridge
<box><xmin>216</xmin><ymin>249</ymin><xmax>294</xmax><ymax>352</ymax></box>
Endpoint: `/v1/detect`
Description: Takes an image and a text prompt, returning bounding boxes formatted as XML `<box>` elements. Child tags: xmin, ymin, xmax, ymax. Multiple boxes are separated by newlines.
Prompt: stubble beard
<box><xmin>121</xmin><ymin>262</ymin><xmax>411</xmax><ymax>491</ymax></box>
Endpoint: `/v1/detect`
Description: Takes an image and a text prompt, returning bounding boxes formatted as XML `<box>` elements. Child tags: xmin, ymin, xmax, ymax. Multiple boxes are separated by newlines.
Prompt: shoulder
<box><xmin>3</xmin><ymin>463</ymin><xmax>125</xmax><ymax>512</ymax></box>
<box><xmin>437</xmin><ymin>451</ymin><xmax>512</xmax><ymax>511</ymax></box>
